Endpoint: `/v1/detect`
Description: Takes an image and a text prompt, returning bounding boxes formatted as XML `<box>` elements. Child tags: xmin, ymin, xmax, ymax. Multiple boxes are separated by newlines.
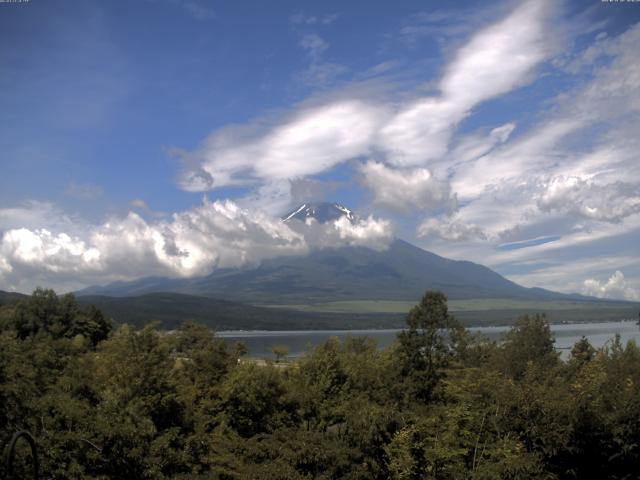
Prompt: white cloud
<box><xmin>451</xmin><ymin>119</ymin><xmax>582</xmax><ymax>201</ymax></box>
<box><xmin>0</xmin><ymin>229</ymin><xmax>100</xmax><ymax>274</ymax></box>
<box><xmin>448</xmin><ymin>123</ymin><xmax>516</xmax><ymax>165</ymax></box>
<box><xmin>179</xmin><ymin>99</ymin><xmax>388</xmax><ymax>191</ymax></box>
<box><xmin>377</xmin><ymin>98</ymin><xmax>462</xmax><ymax>167</ymax></box>
<box><xmin>537</xmin><ymin>176</ymin><xmax>640</xmax><ymax>223</ymax></box>
<box><xmin>439</xmin><ymin>0</ymin><xmax>551</xmax><ymax>107</ymax></box>
<box><xmin>288</xmin><ymin>216</ymin><xmax>393</xmax><ymax>252</ymax></box>
<box><xmin>360</xmin><ymin>161</ymin><xmax>456</xmax><ymax>213</ymax></box>
<box><xmin>583</xmin><ymin>271</ymin><xmax>640</xmax><ymax>301</ymax></box>
<box><xmin>378</xmin><ymin>0</ymin><xmax>555</xmax><ymax>167</ymax></box>
<box><xmin>417</xmin><ymin>217</ymin><xmax>487</xmax><ymax>242</ymax></box>
<box><xmin>0</xmin><ymin>199</ymin><xmax>393</xmax><ymax>293</ymax></box>
<box><xmin>332</xmin><ymin>216</ymin><xmax>392</xmax><ymax>250</ymax></box>
<box><xmin>436</xmin><ymin>22</ymin><xmax>640</xmax><ymax>263</ymax></box>
<box><xmin>180</xmin><ymin>0</ymin><xmax>556</xmax><ymax>189</ymax></box>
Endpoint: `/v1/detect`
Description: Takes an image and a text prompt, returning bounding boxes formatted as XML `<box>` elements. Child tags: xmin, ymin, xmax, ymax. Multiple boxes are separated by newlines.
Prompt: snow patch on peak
<box><xmin>282</xmin><ymin>203</ymin><xmax>307</xmax><ymax>222</ymax></box>
<box><xmin>282</xmin><ymin>202</ymin><xmax>357</xmax><ymax>224</ymax></box>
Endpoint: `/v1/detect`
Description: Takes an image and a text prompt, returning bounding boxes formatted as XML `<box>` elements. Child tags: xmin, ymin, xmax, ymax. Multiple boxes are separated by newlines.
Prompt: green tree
<box><xmin>397</xmin><ymin>291</ymin><xmax>460</xmax><ymax>402</ymax></box>
<box><xmin>496</xmin><ymin>314</ymin><xmax>558</xmax><ymax>380</ymax></box>
<box><xmin>569</xmin><ymin>336</ymin><xmax>596</xmax><ymax>365</ymax></box>
<box><xmin>220</xmin><ymin>362</ymin><xmax>298</xmax><ymax>438</ymax></box>
<box><xmin>4</xmin><ymin>289</ymin><xmax>111</xmax><ymax>346</ymax></box>
<box><xmin>89</xmin><ymin>324</ymin><xmax>188</xmax><ymax>478</ymax></box>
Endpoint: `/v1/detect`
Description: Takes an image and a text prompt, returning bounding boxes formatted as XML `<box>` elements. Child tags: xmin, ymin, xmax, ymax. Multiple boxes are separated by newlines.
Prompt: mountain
<box><xmin>283</xmin><ymin>202</ymin><xmax>355</xmax><ymax>223</ymax></box>
<box><xmin>0</xmin><ymin>290</ymin><xmax>28</xmax><ymax>305</ymax></box>
<box><xmin>5</xmin><ymin>198</ymin><xmax>639</xmax><ymax>329</ymax></box>
<box><xmin>182</xmin><ymin>238</ymin><xmax>584</xmax><ymax>304</ymax></box>
<box><xmin>78</xmin><ymin>199</ymin><xmax>589</xmax><ymax>305</ymax></box>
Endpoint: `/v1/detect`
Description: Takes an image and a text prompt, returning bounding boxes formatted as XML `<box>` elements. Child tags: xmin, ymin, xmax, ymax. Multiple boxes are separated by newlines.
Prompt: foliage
<box><xmin>397</xmin><ymin>291</ymin><xmax>461</xmax><ymax>401</ymax></box>
<box><xmin>1</xmin><ymin>288</ymin><xmax>640</xmax><ymax>479</ymax></box>
<box><xmin>2</xmin><ymin>288</ymin><xmax>111</xmax><ymax>346</ymax></box>
<box><xmin>271</xmin><ymin>344</ymin><xmax>289</xmax><ymax>362</ymax></box>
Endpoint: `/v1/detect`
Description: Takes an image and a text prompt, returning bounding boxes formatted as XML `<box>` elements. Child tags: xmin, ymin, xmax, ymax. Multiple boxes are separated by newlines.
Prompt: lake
<box><xmin>217</xmin><ymin>321</ymin><xmax>640</xmax><ymax>359</ymax></box>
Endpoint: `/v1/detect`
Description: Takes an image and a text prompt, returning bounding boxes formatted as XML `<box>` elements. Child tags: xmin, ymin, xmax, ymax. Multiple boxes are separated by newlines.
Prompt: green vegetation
<box><xmin>264</xmin><ymin>300</ymin><xmax>417</xmax><ymax>313</ymax></box>
<box><xmin>57</xmin><ymin>292</ymin><xmax>640</xmax><ymax>331</ymax></box>
<box><xmin>2</xmin><ymin>288</ymin><xmax>640</xmax><ymax>479</ymax></box>
<box><xmin>74</xmin><ymin>293</ymin><xmax>406</xmax><ymax>330</ymax></box>
<box><xmin>266</xmin><ymin>298</ymin><xmax>640</xmax><ymax>327</ymax></box>
<box><xmin>267</xmin><ymin>298</ymin><xmax>637</xmax><ymax>313</ymax></box>
<box><xmin>271</xmin><ymin>345</ymin><xmax>289</xmax><ymax>363</ymax></box>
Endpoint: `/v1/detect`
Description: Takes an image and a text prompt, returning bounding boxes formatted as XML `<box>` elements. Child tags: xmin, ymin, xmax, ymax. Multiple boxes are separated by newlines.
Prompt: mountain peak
<box><xmin>282</xmin><ymin>202</ymin><xmax>356</xmax><ymax>224</ymax></box>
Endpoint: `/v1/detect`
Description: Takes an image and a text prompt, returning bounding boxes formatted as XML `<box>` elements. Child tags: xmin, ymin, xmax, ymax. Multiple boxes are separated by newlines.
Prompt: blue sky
<box><xmin>1</xmin><ymin>0</ymin><xmax>639</xmax><ymax>299</ymax></box>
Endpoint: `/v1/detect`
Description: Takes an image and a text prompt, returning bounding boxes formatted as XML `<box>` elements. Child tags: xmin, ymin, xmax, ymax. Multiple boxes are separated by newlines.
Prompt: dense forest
<box><xmin>1</xmin><ymin>289</ymin><xmax>640</xmax><ymax>479</ymax></box>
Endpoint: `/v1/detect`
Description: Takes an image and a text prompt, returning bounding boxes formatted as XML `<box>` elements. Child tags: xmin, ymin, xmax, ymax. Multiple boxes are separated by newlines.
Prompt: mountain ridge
<box><xmin>75</xmin><ymin>202</ymin><xmax>606</xmax><ymax>306</ymax></box>
<box><xmin>77</xmin><ymin>238</ymin><xmax>596</xmax><ymax>304</ymax></box>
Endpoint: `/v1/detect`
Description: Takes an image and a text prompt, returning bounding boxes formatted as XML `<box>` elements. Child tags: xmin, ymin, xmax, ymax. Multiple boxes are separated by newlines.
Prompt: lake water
<box><xmin>217</xmin><ymin>321</ymin><xmax>640</xmax><ymax>359</ymax></box>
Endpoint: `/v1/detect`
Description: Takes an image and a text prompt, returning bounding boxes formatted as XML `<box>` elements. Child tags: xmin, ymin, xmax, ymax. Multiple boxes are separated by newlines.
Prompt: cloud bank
<box><xmin>583</xmin><ymin>271</ymin><xmax>639</xmax><ymax>301</ymax></box>
<box><xmin>0</xmin><ymin>200</ymin><xmax>392</xmax><ymax>292</ymax></box>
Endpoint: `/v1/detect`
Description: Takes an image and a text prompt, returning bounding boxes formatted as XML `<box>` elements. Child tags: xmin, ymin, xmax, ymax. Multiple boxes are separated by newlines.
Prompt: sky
<box><xmin>0</xmin><ymin>0</ymin><xmax>639</xmax><ymax>300</ymax></box>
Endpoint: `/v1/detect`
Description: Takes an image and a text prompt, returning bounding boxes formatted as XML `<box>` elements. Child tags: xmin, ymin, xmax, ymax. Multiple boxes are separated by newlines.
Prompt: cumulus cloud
<box><xmin>360</xmin><ymin>161</ymin><xmax>457</xmax><ymax>213</ymax></box>
<box><xmin>537</xmin><ymin>176</ymin><xmax>640</xmax><ymax>223</ymax></box>
<box><xmin>451</xmin><ymin>119</ymin><xmax>582</xmax><ymax>201</ymax></box>
<box><xmin>0</xmin><ymin>229</ymin><xmax>100</xmax><ymax>275</ymax></box>
<box><xmin>0</xmin><ymin>199</ymin><xmax>393</xmax><ymax>292</ymax></box>
<box><xmin>288</xmin><ymin>216</ymin><xmax>393</xmax><ymax>251</ymax></box>
<box><xmin>583</xmin><ymin>270</ymin><xmax>640</xmax><ymax>301</ymax></box>
<box><xmin>416</xmin><ymin>217</ymin><xmax>487</xmax><ymax>242</ymax></box>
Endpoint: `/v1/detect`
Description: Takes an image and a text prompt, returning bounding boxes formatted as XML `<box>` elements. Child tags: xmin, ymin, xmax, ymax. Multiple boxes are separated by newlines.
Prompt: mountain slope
<box><xmin>179</xmin><ymin>239</ymin><xmax>590</xmax><ymax>303</ymax></box>
<box><xmin>77</xmin><ymin>201</ymin><xmax>602</xmax><ymax>306</ymax></box>
<box><xmin>0</xmin><ymin>290</ymin><xmax>28</xmax><ymax>305</ymax></box>
<box><xmin>78</xmin><ymin>239</ymin><xmax>588</xmax><ymax>304</ymax></box>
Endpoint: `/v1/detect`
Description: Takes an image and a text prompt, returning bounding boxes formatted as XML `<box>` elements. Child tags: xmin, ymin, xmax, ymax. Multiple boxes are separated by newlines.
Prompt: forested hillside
<box><xmin>1</xmin><ymin>289</ymin><xmax>640</xmax><ymax>479</ymax></box>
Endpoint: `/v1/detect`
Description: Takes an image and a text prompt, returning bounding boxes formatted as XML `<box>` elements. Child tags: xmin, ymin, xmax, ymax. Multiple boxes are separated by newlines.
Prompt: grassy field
<box><xmin>265</xmin><ymin>298</ymin><xmax>639</xmax><ymax>314</ymax></box>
